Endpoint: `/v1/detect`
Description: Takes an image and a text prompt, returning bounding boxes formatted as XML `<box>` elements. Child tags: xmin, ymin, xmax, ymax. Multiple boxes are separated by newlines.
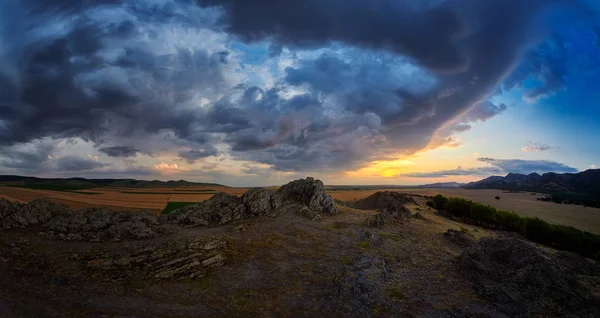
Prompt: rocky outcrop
<box><xmin>168</xmin><ymin>177</ymin><xmax>338</xmax><ymax>226</ymax></box>
<box><xmin>0</xmin><ymin>198</ymin><xmax>68</xmax><ymax>229</ymax></box>
<box><xmin>351</xmin><ymin>191</ymin><xmax>415</xmax><ymax>213</ymax></box>
<box><xmin>458</xmin><ymin>234</ymin><xmax>600</xmax><ymax>316</ymax></box>
<box><xmin>242</xmin><ymin>188</ymin><xmax>282</xmax><ymax>216</ymax></box>
<box><xmin>86</xmin><ymin>236</ymin><xmax>227</xmax><ymax>280</ymax></box>
<box><xmin>277</xmin><ymin>177</ymin><xmax>338</xmax><ymax>216</ymax></box>
<box><xmin>166</xmin><ymin>193</ymin><xmax>247</xmax><ymax>227</ymax></box>
<box><xmin>39</xmin><ymin>208</ymin><xmax>163</xmax><ymax>241</ymax></box>
<box><xmin>443</xmin><ymin>229</ymin><xmax>475</xmax><ymax>247</ymax></box>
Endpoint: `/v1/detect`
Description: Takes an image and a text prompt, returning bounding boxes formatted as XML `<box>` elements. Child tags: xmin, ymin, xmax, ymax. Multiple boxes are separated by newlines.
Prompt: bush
<box><xmin>525</xmin><ymin>217</ymin><xmax>552</xmax><ymax>243</ymax></box>
<box><xmin>427</xmin><ymin>194</ymin><xmax>448</xmax><ymax>210</ymax></box>
<box><xmin>428</xmin><ymin>194</ymin><xmax>600</xmax><ymax>259</ymax></box>
<box><xmin>496</xmin><ymin>211</ymin><xmax>525</xmax><ymax>233</ymax></box>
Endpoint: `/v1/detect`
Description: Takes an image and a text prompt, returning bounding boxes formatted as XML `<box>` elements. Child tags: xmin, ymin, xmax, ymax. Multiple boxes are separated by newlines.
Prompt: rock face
<box><xmin>167</xmin><ymin>177</ymin><xmax>338</xmax><ymax>226</ymax></box>
<box><xmin>242</xmin><ymin>188</ymin><xmax>282</xmax><ymax>216</ymax></box>
<box><xmin>443</xmin><ymin>229</ymin><xmax>475</xmax><ymax>247</ymax></box>
<box><xmin>87</xmin><ymin>236</ymin><xmax>227</xmax><ymax>280</ymax></box>
<box><xmin>276</xmin><ymin>177</ymin><xmax>338</xmax><ymax>216</ymax></box>
<box><xmin>0</xmin><ymin>198</ymin><xmax>68</xmax><ymax>229</ymax></box>
<box><xmin>458</xmin><ymin>234</ymin><xmax>600</xmax><ymax>316</ymax></box>
<box><xmin>166</xmin><ymin>193</ymin><xmax>247</xmax><ymax>227</ymax></box>
<box><xmin>40</xmin><ymin>208</ymin><xmax>163</xmax><ymax>241</ymax></box>
<box><xmin>352</xmin><ymin>191</ymin><xmax>415</xmax><ymax>213</ymax></box>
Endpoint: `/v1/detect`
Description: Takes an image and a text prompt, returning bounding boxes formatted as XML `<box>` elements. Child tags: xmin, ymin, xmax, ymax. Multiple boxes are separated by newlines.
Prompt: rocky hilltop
<box><xmin>0</xmin><ymin>180</ymin><xmax>599</xmax><ymax>317</ymax></box>
<box><xmin>167</xmin><ymin>177</ymin><xmax>338</xmax><ymax>226</ymax></box>
<box><xmin>0</xmin><ymin>177</ymin><xmax>338</xmax><ymax>239</ymax></box>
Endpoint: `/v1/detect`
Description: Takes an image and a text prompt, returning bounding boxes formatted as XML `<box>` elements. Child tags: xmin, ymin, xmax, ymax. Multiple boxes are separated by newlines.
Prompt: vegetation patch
<box><xmin>428</xmin><ymin>194</ymin><xmax>600</xmax><ymax>259</ymax></box>
<box><xmin>161</xmin><ymin>202</ymin><xmax>198</xmax><ymax>215</ymax></box>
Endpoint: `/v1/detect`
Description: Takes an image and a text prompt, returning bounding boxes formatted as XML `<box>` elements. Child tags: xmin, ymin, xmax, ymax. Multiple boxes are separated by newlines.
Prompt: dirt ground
<box><xmin>0</xmin><ymin>197</ymin><xmax>504</xmax><ymax>317</ymax></box>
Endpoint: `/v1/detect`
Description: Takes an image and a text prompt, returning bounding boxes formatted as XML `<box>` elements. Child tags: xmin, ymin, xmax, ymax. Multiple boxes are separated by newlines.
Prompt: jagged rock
<box><xmin>0</xmin><ymin>198</ymin><xmax>68</xmax><ymax>229</ymax></box>
<box><xmin>458</xmin><ymin>234</ymin><xmax>600</xmax><ymax>316</ymax></box>
<box><xmin>168</xmin><ymin>177</ymin><xmax>338</xmax><ymax>226</ymax></box>
<box><xmin>39</xmin><ymin>208</ymin><xmax>163</xmax><ymax>241</ymax></box>
<box><xmin>0</xmin><ymin>198</ymin><xmax>20</xmax><ymax>220</ymax></box>
<box><xmin>443</xmin><ymin>229</ymin><xmax>475</xmax><ymax>247</ymax></box>
<box><xmin>277</xmin><ymin>177</ymin><xmax>338</xmax><ymax>215</ymax></box>
<box><xmin>166</xmin><ymin>192</ymin><xmax>247</xmax><ymax>227</ymax></box>
<box><xmin>87</xmin><ymin>237</ymin><xmax>227</xmax><ymax>280</ymax></box>
<box><xmin>241</xmin><ymin>188</ymin><xmax>282</xmax><ymax>216</ymax></box>
<box><xmin>351</xmin><ymin>191</ymin><xmax>415</xmax><ymax>212</ymax></box>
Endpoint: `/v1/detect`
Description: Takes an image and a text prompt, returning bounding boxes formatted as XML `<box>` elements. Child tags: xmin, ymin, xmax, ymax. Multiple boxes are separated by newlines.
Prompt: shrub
<box><xmin>427</xmin><ymin>194</ymin><xmax>448</xmax><ymax>210</ymax></box>
<box><xmin>525</xmin><ymin>217</ymin><xmax>552</xmax><ymax>243</ymax></box>
<box><xmin>496</xmin><ymin>210</ymin><xmax>525</xmax><ymax>233</ymax></box>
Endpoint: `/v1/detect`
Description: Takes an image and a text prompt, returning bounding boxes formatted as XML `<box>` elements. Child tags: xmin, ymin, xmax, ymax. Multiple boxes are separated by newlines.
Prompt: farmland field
<box><xmin>0</xmin><ymin>186</ymin><xmax>248</xmax><ymax>214</ymax></box>
<box><xmin>328</xmin><ymin>188</ymin><xmax>600</xmax><ymax>235</ymax></box>
<box><xmin>2</xmin><ymin>185</ymin><xmax>599</xmax><ymax>234</ymax></box>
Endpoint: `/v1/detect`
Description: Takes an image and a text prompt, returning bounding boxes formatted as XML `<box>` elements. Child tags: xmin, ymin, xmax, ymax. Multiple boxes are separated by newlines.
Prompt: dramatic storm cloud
<box><xmin>0</xmin><ymin>0</ymin><xmax>598</xmax><ymax>185</ymax></box>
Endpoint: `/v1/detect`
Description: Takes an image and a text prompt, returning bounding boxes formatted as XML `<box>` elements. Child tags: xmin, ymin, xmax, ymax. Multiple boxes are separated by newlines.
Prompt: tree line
<box><xmin>427</xmin><ymin>195</ymin><xmax>600</xmax><ymax>260</ymax></box>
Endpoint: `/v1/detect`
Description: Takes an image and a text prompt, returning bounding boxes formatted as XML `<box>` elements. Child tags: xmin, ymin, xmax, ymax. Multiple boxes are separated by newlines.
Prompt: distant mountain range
<box><xmin>465</xmin><ymin>169</ymin><xmax>600</xmax><ymax>197</ymax></box>
<box><xmin>0</xmin><ymin>175</ymin><xmax>225</xmax><ymax>191</ymax></box>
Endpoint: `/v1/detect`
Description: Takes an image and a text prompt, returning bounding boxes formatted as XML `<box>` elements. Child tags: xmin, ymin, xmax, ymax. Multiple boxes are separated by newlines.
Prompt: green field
<box><xmin>161</xmin><ymin>202</ymin><xmax>198</xmax><ymax>215</ymax></box>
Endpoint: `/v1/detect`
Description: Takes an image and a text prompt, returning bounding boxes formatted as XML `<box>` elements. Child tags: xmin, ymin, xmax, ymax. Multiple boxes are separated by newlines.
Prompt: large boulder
<box><xmin>167</xmin><ymin>177</ymin><xmax>338</xmax><ymax>227</ymax></box>
<box><xmin>458</xmin><ymin>234</ymin><xmax>600</xmax><ymax>316</ymax></box>
<box><xmin>241</xmin><ymin>188</ymin><xmax>283</xmax><ymax>216</ymax></box>
<box><xmin>166</xmin><ymin>193</ymin><xmax>247</xmax><ymax>227</ymax></box>
<box><xmin>1</xmin><ymin>198</ymin><xmax>68</xmax><ymax>229</ymax></box>
<box><xmin>40</xmin><ymin>208</ymin><xmax>163</xmax><ymax>241</ymax></box>
<box><xmin>277</xmin><ymin>177</ymin><xmax>338</xmax><ymax>215</ymax></box>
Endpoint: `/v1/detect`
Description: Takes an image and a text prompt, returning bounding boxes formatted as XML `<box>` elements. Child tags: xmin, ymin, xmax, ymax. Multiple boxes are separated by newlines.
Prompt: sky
<box><xmin>0</xmin><ymin>0</ymin><xmax>599</xmax><ymax>187</ymax></box>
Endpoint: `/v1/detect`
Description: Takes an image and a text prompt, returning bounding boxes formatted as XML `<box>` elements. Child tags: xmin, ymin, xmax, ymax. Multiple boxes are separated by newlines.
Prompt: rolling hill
<box><xmin>0</xmin><ymin>175</ymin><xmax>226</xmax><ymax>191</ymax></box>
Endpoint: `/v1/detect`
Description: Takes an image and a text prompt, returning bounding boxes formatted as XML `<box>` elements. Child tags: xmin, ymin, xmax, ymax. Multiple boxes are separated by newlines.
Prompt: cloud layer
<box><xmin>0</xmin><ymin>0</ymin><xmax>596</xmax><ymax>181</ymax></box>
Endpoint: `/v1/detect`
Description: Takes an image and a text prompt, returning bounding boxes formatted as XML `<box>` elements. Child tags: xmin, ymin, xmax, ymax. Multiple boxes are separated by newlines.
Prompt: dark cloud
<box><xmin>178</xmin><ymin>147</ymin><xmax>219</xmax><ymax>164</ymax></box>
<box><xmin>99</xmin><ymin>146</ymin><xmax>139</xmax><ymax>158</ymax></box>
<box><xmin>198</xmin><ymin>0</ymin><xmax>469</xmax><ymax>72</ymax></box>
<box><xmin>402</xmin><ymin>157</ymin><xmax>578</xmax><ymax>178</ymax></box>
<box><xmin>56</xmin><ymin>156</ymin><xmax>107</xmax><ymax>172</ymax></box>
<box><xmin>0</xmin><ymin>142</ymin><xmax>55</xmax><ymax>170</ymax></box>
<box><xmin>0</xmin><ymin>0</ymin><xmax>595</xmax><ymax>175</ymax></box>
<box><xmin>459</xmin><ymin>101</ymin><xmax>509</xmax><ymax>123</ymax></box>
<box><xmin>504</xmin><ymin>36</ymin><xmax>569</xmax><ymax>100</ymax></box>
